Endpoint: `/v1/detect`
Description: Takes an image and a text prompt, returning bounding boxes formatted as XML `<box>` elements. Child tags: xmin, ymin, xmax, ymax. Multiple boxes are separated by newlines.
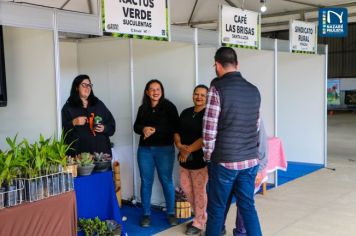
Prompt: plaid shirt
<box><xmin>202</xmin><ymin>85</ymin><xmax>258</xmax><ymax>170</ymax></box>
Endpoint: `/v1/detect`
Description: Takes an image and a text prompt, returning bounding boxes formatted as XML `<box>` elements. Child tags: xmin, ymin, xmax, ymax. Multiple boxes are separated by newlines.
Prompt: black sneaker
<box><xmin>167</xmin><ymin>214</ymin><xmax>178</xmax><ymax>226</ymax></box>
<box><xmin>185</xmin><ymin>225</ymin><xmax>202</xmax><ymax>235</ymax></box>
<box><xmin>220</xmin><ymin>228</ymin><xmax>227</xmax><ymax>235</ymax></box>
<box><xmin>140</xmin><ymin>215</ymin><xmax>151</xmax><ymax>227</ymax></box>
<box><xmin>186</xmin><ymin>221</ymin><xmax>193</xmax><ymax>228</ymax></box>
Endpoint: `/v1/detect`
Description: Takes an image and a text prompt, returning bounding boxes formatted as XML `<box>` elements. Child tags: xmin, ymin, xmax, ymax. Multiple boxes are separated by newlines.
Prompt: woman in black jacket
<box><xmin>134</xmin><ymin>79</ymin><xmax>179</xmax><ymax>227</ymax></box>
<box><xmin>62</xmin><ymin>74</ymin><xmax>115</xmax><ymax>156</ymax></box>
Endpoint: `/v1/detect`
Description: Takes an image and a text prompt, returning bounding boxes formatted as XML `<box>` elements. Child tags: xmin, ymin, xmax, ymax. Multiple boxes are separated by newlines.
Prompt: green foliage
<box><xmin>77</xmin><ymin>153</ymin><xmax>94</xmax><ymax>167</ymax></box>
<box><xmin>0</xmin><ymin>131</ymin><xmax>75</xmax><ymax>182</ymax></box>
<box><xmin>79</xmin><ymin>217</ymin><xmax>113</xmax><ymax>236</ymax></box>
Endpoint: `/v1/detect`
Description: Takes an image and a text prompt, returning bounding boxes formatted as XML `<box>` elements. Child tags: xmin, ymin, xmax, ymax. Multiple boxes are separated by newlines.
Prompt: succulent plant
<box><xmin>77</xmin><ymin>153</ymin><xmax>94</xmax><ymax>166</ymax></box>
<box><xmin>93</xmin><ymin>152</ymin><xmax>111</xmax><ymax>162</ymax></box>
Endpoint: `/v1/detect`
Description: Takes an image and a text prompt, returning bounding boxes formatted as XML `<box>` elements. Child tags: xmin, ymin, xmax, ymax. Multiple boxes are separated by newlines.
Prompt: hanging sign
<box><xmin>220</xmin><ymin>5</ymin><xmax>260</xmax><ymax>49</ymax></box>
<box><xmin>319</xmin><ymin>8</ymin><xmax>348</xmax><ymax>38</ymax></box>
<box><xmin>290</xmin><ymin>20</ymin><xmax>317</xmax><ymax>54</ymax></box>
<box><xmin>102</xmin><ymin>0</ymin><xmax>169</xmax><ymax>41</ymax></box>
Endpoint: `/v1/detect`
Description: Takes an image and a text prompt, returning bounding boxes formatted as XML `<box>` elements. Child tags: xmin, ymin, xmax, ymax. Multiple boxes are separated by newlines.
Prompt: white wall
<box><xmin>198</xmin><ymin>46</ymin><xmax>217</xmax><ymax>87</ymax></box>
<box><xmin>277</xmin><ymin>52</ymin><xmax>325</xmax><ymax>164</ymax></box>
<box><xmin>236</xmin><ymin>48</ymin><xmax>275</xmax><ymax>136</ymax></box>
<box><xmin>59</xmin><ymin>41</ymin><xmax>78</xmax><ymax>107</ymax></box>
<box><xmin>74</xmin><ymin>38</ymin><xmax>133</xmax><ymax>200</ymax></box>
<box><xmin>132</xmin><ymin>39</ymin><xmax>195</xmax><ymax>205</ymax></box>
<box><xmin>197</xmin><ymin>46</ymin><xmax>275</xmax><ymax>136</ymax></box>
<box><xmin>0</xmin><ymin>26</ymin><xmax>56</xmax><ymax>149</ymax></box>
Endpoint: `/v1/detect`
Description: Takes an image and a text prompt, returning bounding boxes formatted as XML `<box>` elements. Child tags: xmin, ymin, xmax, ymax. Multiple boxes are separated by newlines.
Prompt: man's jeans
<box><xmin>137</xmin><ymin>146</ymin><xmax>175</xmax><ymax>216</ymax></box>
<box><xmin>206</xmin><ymin>162</ymin><xmax>262</xmax><ymax>236</ymax></box>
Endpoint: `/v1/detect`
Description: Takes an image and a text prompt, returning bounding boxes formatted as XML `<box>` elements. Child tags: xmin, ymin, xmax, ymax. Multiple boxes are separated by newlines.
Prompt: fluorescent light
<box><xmin>260</xmin><ymin>0</ymin><xmax>267</xmax><ymax>12</ymax></box>
<box><xmin>260</xmin><ymin>4</ymin><xmax>267</xmax><ymax>12</ymax></box>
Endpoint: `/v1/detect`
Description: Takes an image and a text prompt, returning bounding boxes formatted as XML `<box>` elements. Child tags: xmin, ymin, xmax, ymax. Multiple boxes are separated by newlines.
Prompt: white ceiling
<box><xmin>2</xmin><ymin>0</ymin><xmax>356</xmax><ymax>32</ymax></box>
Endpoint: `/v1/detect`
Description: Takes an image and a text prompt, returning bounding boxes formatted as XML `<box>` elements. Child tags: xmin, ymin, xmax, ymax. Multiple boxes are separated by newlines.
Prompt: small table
<box><xmin>255</xmin><ymin>137</ymin><xmax>288</xmax><ymax>194</ymax></box>
<box><xmin>0</xmin><ymin>191</ymin><xmax>77</xmax><ymax>236</ymax></box>
<box><xmin>74</xmin><ymin>171</ymin><xmax>125</xmax><ymax>234</ymax></box>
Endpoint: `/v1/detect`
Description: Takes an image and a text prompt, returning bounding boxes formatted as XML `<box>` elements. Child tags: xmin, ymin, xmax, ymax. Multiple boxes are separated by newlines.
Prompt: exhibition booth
<box><xmin>0</xmin><ymin>1</ymin><xmax>327</xmax><ymax>234</ymax></box>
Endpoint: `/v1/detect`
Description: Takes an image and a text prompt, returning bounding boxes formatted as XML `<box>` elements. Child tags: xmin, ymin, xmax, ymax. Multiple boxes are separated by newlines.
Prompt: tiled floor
<box><xmin>157</xmin><ymin>112</ymin><xmax>356</xmax><ymax>236</ymax></box>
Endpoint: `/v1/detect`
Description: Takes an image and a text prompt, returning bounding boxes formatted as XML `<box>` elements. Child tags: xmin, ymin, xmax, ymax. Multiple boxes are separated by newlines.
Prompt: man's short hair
<box><xmin>215</xmin><ymin>47</ymin><xmax>238</xmax><ymax>68</ymax></box>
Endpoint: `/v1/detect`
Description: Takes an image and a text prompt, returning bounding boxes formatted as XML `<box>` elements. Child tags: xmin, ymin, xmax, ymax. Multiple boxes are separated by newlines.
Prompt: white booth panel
<box><xmin>236</xmin><ymin>48</ymin><xmax>275</xmax><ymax>137</ymax></box>
<box><xmin>197</xmin><ymin>46</ymin><xmax>217</xmax><ymax>87</ymax></box>
<box><xmin>278</xmin><ymin>52</ymin><xmax>325</xmax><ymax>164</ymax></box>
<box><xmin>0</xmin><ymin>26</ymin><xmax>56</xmax><ymax>149</ymax></box>
<box><xmin>59</xmin><ymin>41</ymin><xmax>79</xmax><ymax>108</ymax></box>
<box><xmin>74</xmin><ymin>38</ymin><xmax>133</xmax><ymax>199</ymax></box>
<box><xmin>133</xmin><ymin>39</ymin><xmax>195</xmax><ymax>205</ymax></box>
<box><xmin>197</xmin><ymin>46</ymin><xmax>275</xmax><ymax>137</ymax></box>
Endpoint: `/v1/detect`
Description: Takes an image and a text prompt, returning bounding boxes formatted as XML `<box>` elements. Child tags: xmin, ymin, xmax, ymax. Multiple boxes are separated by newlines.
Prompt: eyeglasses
<box><xmin>80</xmin><ymin>83</ymin><xmax>93</xmax><ymax>89</ymax></box>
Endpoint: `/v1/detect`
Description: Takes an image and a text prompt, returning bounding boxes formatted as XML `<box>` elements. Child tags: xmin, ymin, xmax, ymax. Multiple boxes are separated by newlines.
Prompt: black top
<box><xmin>134</xmin><ymin>99</ymin><xmax>179</xmax><ymax>146</ymax></box>
<box><xmin>178</xmin><ymin>107</ymin><xmax>206</xmax><ymax>170</ymax></box>
<box><xmin>62</xmin><ymin>100</ymin><xmax>116</xmax><ymax>156</ymax></box>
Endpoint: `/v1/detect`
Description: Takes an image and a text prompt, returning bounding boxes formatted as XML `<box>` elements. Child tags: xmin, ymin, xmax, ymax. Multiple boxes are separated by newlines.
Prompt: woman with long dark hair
<box><xmin>62</xmin><ymin>74</ymin><xmax>115</xmax><ymax>156</ymax></box>
<box><xmin>134</xmin><ymin>79</ymin><xmax>179</xmax><ymax>227</ymax></box>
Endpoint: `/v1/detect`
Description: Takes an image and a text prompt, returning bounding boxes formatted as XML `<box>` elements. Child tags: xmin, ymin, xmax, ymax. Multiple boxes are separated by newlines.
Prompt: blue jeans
<box><xmin>222</xmin><ymin>192</ymin><xmax>247</xmax><ymax>236</ymax></box>
<box><xmin>206</xmin><ymin>162</ymin><xmax>262</xmax><ymax>236</ymax></box>
<box><xmin>137</xmin><ymin>146</ymin><xmax>175</xmax><ymax>216</ymax></box>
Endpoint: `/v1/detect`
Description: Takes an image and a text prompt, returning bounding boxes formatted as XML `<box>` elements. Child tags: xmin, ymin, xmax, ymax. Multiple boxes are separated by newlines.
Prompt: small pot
<box><xmin>0</xmin><ymin>187</ymin><xmax>5</xmax><ymax>209</ymax></box>
<box><xmin>77</xmin><ymin>164</ymin><xmax>95</xmax><ymax>176</ymax></box>
<box><xmin>36</xmin><ymin>178</ymin><xmax>44</xmax><ymax>200</ymax></box>
<box><xmin>64</xmin><ymin>164</ymin><xmax>78</xmax><ymax>178</ymax></box>
<box><xmin>25</xmin><ymin>179</ymin><xmax>38</xmax><ymax>202</ymax></box>
<box><xmin>94</xmin><ymin>161</ymin><xmax>111</xmax><ymax>172</ymax></box>
<box><xmin>6</xmin><ymin>185</ymin><xmax>17</xmax><ymax>207</ymax></box>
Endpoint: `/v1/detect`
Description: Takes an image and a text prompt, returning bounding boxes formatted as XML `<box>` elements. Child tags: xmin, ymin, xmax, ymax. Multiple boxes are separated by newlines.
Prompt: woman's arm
<box><xmin>174</xmin><ymin>133</ymin><xmax>182</xmax><ymax>149</ymax></box>
<box><xmin>187</xmin><ymin>138</ymin><xmax>203</xmax><ymax>153</ymax></box>
<box><xmin>61</xmin><ymin>105</ymin><xmax>74</xmax><ymax>132</ymax></box>
<box><xmin>133</xmin><ymin>106</ymin><xmax>145</xmax><ymax>135</ymax></box>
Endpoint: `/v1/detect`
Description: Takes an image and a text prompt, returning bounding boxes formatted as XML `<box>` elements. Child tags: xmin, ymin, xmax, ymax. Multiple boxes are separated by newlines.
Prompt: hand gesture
<box><xmin>143</xmin><ymin>127</ymin><xmax>156</xmax><ymax>140</ymax></box>
<box><xmin>94</xmin><ymin>124</ymin><xmax>105</xmax><ymax>133</ymax></box>
<box><xmin>73</xmin><ymin>116</ymin><xmax>87</xmax><ymax>126</ymax></box>
<box><xmin>178</xmin><ymin>144</ymin><xmax>190</xmax><ymax>163</ymax></box>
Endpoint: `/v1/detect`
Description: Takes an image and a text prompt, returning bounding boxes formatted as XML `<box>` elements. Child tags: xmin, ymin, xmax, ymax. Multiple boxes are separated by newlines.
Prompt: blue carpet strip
<box><xmin>122</xmin><ymin>162</ymin><xmax>323</xmax><ymax>236</ymax></box>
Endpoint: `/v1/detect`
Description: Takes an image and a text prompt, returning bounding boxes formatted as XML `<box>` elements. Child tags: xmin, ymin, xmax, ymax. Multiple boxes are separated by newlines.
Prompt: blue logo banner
<box><xmin>319</xmin><ymin>8</ymin><xmax>348</xmax><ymax>37</ymax></box>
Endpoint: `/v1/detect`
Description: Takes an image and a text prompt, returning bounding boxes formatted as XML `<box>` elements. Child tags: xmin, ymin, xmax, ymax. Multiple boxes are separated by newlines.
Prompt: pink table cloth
<box><xmin>255</xmin><ymin>137</ymin><xmax>288</xmax><ymax>193</ymax></box>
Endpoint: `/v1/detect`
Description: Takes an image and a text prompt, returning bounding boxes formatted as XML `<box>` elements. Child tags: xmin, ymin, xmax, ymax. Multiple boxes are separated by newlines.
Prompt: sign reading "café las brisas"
<box><xmin>220</xmin><ymin>5</ymin><xmax>260</xmax><ymax>49</ymax></box>
<box><xmin>319</xmin><ymin>8</ymin><xmax>348</xmax><ymax>37</ymax></box>
<box><xmin>102</xmin><ymin>0</ymin><xmax>169</xmax><ymax>41</ymax></box>
<box><xmin>290</xmin><ymin>20</ymin><xmax>317</xmax><ymax>54</ymax></box>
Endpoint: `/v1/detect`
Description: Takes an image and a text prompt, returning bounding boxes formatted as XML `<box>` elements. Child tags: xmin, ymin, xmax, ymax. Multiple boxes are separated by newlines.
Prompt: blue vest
<box><xmin>211</xmin><ymin>72</ymin><xmax>261</xmax><ymax>163</ymax></box>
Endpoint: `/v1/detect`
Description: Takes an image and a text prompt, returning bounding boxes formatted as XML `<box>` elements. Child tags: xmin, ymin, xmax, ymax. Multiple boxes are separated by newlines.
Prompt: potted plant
<box><xmin>3</xmin><ymin>136</ymin><xmax>27</xmax><ymax>207</ymax></box>
<box><xmin>51</xmin><ymin>131</ymin><xmax>76</xmax><ymax>192</ymax></box>
<box><xmin>78</xmin><ymin>217</ymin><xmax>115</xmax><ymax>236</ymax></box>
<box><xmin>21</xmin><ymin>138</ymin><xmax>40</xmax><ymax>202</ymax></box>
<box><xmin>93</xmin><ymin>152</ymin><xmax>112</xmax><ymax>172</ymax></box>
<box><xmin>78</xmin><ymin>218</ymin><xmax>96</xmax><ymax>236</ymax></box>
<box><xmin>77</xmin><ymin>153</ymin><xmax>95</xmax><ymax>176</ymax></box>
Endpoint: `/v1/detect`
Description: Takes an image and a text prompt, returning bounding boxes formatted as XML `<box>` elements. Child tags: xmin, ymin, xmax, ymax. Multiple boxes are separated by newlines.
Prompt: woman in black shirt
<box><xmin>174</xmin><ymin>85</ymin><xmax>209</xmax><ymax>235</ymax></box>
<box><xmin>62</xmin><ymin>74</ymin><xmax>115</xmax><ymax>156</ymax></box>
<box><xmin>134</xmin><ymin>79</ymin><xmax>179</xmax><ymax>227</ymax></box>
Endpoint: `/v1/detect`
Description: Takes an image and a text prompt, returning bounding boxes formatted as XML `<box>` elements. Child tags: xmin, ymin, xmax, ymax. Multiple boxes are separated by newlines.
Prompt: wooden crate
<box><xmin>176</xmin><ymin>201</ymin><xmax>191</xmax><ymax>218</ymax></box>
